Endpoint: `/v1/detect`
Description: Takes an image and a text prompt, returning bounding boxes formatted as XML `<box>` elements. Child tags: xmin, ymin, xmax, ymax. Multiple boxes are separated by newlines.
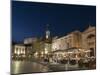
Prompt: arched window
<box><xmin>87</xmin><ymin>34</ymin><xmax>95</xmax><ymax>46</ymax></box>
<box><xmin>87</xmin><ymin>34</ymin><xmax>95</xmax><ymax>39</ymax></box>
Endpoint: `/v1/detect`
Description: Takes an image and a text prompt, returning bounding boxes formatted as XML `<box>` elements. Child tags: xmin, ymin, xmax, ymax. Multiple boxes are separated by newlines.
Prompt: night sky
<box><xmin>12</xmin><ymin>1</ymin><xmax>96</xmax><ymax>42</ymax></box>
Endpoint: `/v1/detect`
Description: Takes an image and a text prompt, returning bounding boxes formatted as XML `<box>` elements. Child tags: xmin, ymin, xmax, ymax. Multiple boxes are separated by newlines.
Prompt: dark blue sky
<box><xmin>12</xmin><ymin>1</ymin><xmax>96</xmax><ymax>42</ymax></box>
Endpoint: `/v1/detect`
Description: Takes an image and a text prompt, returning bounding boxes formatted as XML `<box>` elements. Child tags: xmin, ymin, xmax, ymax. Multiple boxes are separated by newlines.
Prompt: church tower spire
<box><xmin>46</xmin><ymin>24</ymin><xmax>50</xmax><ymax>39</ymax></box>
<box><xmin>44</xmin><ymin>24</ymin><xmax>52</xmax><ymax>55</ymax></box>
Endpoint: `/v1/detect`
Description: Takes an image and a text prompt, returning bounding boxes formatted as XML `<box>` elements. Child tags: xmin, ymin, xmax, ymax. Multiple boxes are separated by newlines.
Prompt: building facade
<box><xmin>12</xmin><ymin>44</ymin><xmax>26</xmax><ymax>59</ymax></box>
<box><xmin>12</xmin><ymin>25</ymin><xmax>96</xmax><ymax>61</ymax></box>
<box><xmin>52</xmin><ymin>30</ymin><xmax>82</xmax><ymax>51</ymax></box>
<box><xmin>52</xmin><ymin>25</ymin><xmax>96</xmax><ymax>57</ymax></box>
<box><xmin>82</xmin><ymin>25</ymin><xmax>96</xmax><ymax>57</ymax></box>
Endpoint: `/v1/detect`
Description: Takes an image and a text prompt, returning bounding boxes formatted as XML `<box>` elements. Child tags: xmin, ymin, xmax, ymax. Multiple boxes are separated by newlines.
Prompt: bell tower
<box><xmin>44</xmin><ymin>24</ymin><xmax>52</xmax><ymax>55</ymax></box>
<box><xmin>46</xmin><ymin>24</ymin><xmax>50</xmax><ymax>39</ymax></box>
<box><xmin>45</xmin><ymin>24</ymin><xmax>52</xmax><ymax>43</ymax></box>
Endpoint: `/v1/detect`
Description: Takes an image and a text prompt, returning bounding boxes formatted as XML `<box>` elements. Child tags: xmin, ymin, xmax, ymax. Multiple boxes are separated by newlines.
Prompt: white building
<box><xmin>24</xmin><ymin>37</ymin><xmax>38</xmax><ymax>44</ymax></box>
<box><xmin>52</xmin><ymin>30</ymin><xmax>82</xmax><ymax>51</ymax></box>
<box><xmin>13</xmin><ymin>44</ymin><xmax>26</xmax><ymax>57</ymax></box>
